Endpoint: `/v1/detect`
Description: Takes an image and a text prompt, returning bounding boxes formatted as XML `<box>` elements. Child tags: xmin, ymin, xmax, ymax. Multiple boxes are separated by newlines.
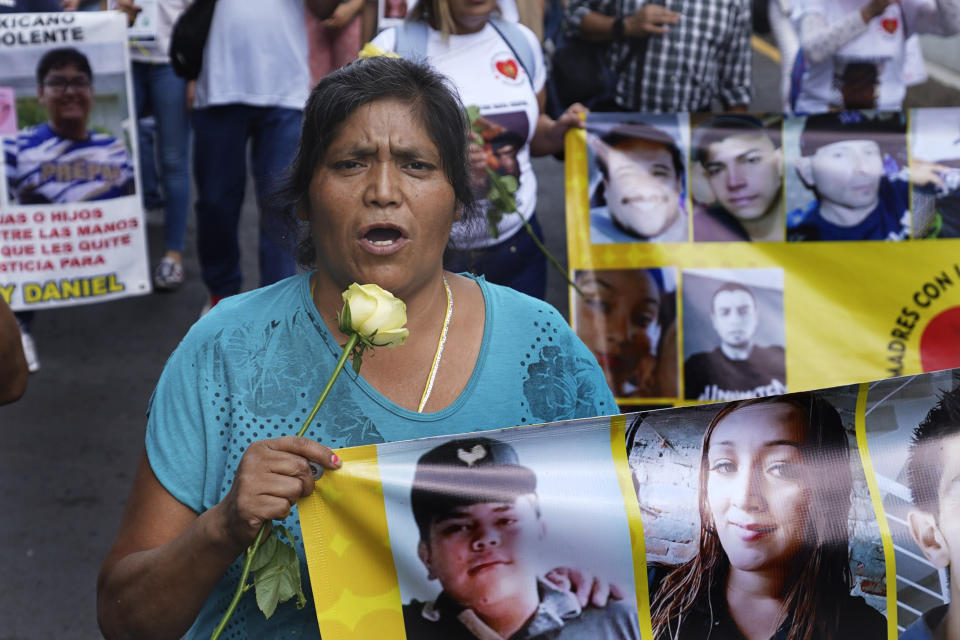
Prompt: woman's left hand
<box><xmin>544</xmin><ymin>566</ymin><xmax>625</xmax><ymax>608</ymax></box>
<box><xmin>324</xmin><ymin>0</ymin><xmax>363</xmax><ymax>28</ymax></box>
<box><xmin>547</xmin><ymin>103</ymin><xmax>588</xmax><ymax>148</ymax></box>
<box><xmin>531</xmin><ymin>101</ymin><xmax>588</xmax><ymax>157</ymax></box>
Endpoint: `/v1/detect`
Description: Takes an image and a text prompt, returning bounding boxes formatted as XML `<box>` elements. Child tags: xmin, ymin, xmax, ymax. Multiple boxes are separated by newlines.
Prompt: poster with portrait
<box><xmin>861</xmin><ymin>369</ymin><xmax>960</xmax><ymax>637</ymax></box>
<box><xmin>378</xmin><ymin>0</ymin><xmax>416</xmax><ymax>30</ymax></box>
<box><xmin>297</xmin><ymin>367</ymin><xmax>960</xmax><ymax>639</ymax></box>
<box><xmin>299</xmin><ymin>416</ymin><xmax>650</xmax><ymax>639</ymax></box>
<box><xmin>0</xmin><ymin>11</ymin><xmax>150</xmax><ymax>311</ymax></box>
<box><xmin>566</xmin><ymin>110</ymin><xmax>960</xmax><ymax>407</ymax></box>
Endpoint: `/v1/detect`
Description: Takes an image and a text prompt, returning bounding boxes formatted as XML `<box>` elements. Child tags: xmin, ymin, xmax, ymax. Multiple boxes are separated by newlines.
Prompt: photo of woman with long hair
<box><xmin>647</xmin><ymin>393</ymin><xmax>886</xmax><ymax>640</ymax></box>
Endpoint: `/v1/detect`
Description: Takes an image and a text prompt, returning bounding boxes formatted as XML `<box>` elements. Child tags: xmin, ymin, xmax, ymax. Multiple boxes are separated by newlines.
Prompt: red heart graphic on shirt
<box><xmin>880</xmin><ymin>17</ymin><xmax>898</xmax><ymax>33</ymax></box>
<box><xmin>495</xmin><ymin>59</ymin><xmax>518</xmax><ymax>79</ymax></box>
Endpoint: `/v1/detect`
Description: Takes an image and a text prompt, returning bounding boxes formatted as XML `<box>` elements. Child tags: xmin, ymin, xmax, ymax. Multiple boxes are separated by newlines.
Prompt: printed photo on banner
<box><xmin>378</xmin><ymin>0</ymin><xmax>414</xmax><ymax>29</ymax></box>
<box><xmin>910</xmin><ymin>107</ymin><xmax>960</xmax><ymax>239</ymax></box>
<box><xmin>784</xmin><ymin>110</ymin><xmax>910</xmax><ymax>242</ymax></box>
<box><xmin>573</xmin><ymin>267</ymin><xmax>679</xmax><ymax>401</ymax></box>
<box><xmin>0</xmin><ymin>11</ymin><xmax>150</xmax><ymax>312</ymax></box>
<box><xmin>863</xmin><ymin>371</ymin><xmax>960</xmax><ymax>638</ymax></box>
<box><xmin>689</xmin><ymin>113</ymin><xmax>785</xmax><ymax>243</ymax></box>
<box><xmin>681</xmin><ymin>268</ymin><xmax>785</xmax><ymax>402</ymax></box>
<box><xmin>585</xmin><ymin>113</ymin><xmax>689</xmax><ymax>245</ymax></box>
<box><xmin>626</xmin><ymin>390</ymin><xmax>888</xmax><ymax>639</ymax></box>
<box><xmin>1</xmin><ymin>41</ymin><xmax>135</xmax><ymax>206</ymax></box>
<box><xmin>377</xmin><ymin>421</ymin><xmax>642</xmax><ymax>639</ymax></box>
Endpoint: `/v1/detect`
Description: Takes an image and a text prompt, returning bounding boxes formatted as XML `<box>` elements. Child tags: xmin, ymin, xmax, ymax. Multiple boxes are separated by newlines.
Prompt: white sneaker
<box><xmin>20</xmin><ymin>330</ymin><xmax>40</xmax><ymax>373</ymax></box>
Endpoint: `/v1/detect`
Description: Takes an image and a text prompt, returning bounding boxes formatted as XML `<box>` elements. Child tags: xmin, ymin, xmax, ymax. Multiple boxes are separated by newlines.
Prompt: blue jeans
<box><xmin>445</xmin><ymin>215</ymin><xmax>548</xmax><ymax>300</ymax></box>
<box><xmin>132</xmin><ymin>62</ymin><xmax>190</xmax><ymax>253</ymax></box>
<box><xmin>192</xmin><ymin>104</ymin><xmax>300</xmax><ymax>297</ymax></box>
<box><xmin>138</xmin><ymin>116</ymin><xmax>164</xmax><ymax>211</ymax></box>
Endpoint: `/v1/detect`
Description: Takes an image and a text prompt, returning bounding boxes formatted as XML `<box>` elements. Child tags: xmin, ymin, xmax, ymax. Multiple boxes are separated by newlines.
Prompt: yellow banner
<box><xmin>566</xmin><ymin>111</ymin><xmax>960</xmax><ymax>406</ymax></box>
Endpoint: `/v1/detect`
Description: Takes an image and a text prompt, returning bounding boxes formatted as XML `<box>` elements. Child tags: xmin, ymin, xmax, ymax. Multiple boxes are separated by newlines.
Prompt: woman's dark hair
<box><xmin>650</xmin><ymin>393</ymin><xmax>854</xmax><ymax>640</ymax></box>
<box><xmin>273</xmin><ymin>56</ymin><xmax>479</xmax><ymax>267</ymax></box>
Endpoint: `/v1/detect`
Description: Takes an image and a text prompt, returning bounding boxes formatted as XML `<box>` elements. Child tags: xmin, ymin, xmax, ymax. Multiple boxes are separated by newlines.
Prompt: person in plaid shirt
<box><xmin>564</xmin><ymin>0</ymin><xmax>752</xmax><ymax>112</ymax></box>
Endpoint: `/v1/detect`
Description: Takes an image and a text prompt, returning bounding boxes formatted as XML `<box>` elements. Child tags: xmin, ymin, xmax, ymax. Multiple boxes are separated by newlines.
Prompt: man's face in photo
<box><xmin>805</xmin><ymin>140</ymin><xmax>884</xmax><ymax>214</ymax></box>
<box><xmin>711</xmin><ymin>289</ymin><xmax>758</xmax><ymax>349</ymax></box>
<box><xmin>38</xmin><ymin>63</ymin><xmax>93</xmax><ymax>129</ymax></box>
<box><xmin>703</xmin><ymin>132</ymin><xmax>782</xmax><ymax>222</ymax></box>
<box><xmin>938</xmin><ymin>433</ymin><xmax>960</xmax><ymax>594</ymax></box>
<box><xmin>418</xmin><ymin>497</ymin><xmax>544</xmax><ymax>610</ymax></box>
<box><xmin>604</xmin><ymin>139</ymin><xmax>683</xmax><ymax>238</ymax></box>
<box><xmin>909</xmin><ymin>431</ymin><xmax>960</xmax><ymax>612</ymax></box>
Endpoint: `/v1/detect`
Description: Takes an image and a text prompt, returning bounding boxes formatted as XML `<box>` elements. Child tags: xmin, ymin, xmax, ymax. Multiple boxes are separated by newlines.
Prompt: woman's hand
<box><xmin>218</xmin><ymin>436</ymin><xmax>342</xmax><ymax>548</ymax></box>
<box><xmin>324</xmin><ymin>0</ymin><xmax>363</xmax><ymax>29</ymax></box>
<box><xmin>115</xmin><ymin>0</ymin><xmax>143</xmax><ymax>26</ymax></box>
<box><xmin>544</xmin><ymin>567</ymin><xmax>626</xmax><ymax>608</ymax></box>
<box><xmin>911</xmin><ymin>159</ymin><xmax>950</xmax><ymax>190</ymax></box>
<box><xmin>531</xmin><ymin>89</ymin><xmax>588</xmax><ymax>156</ymax></box>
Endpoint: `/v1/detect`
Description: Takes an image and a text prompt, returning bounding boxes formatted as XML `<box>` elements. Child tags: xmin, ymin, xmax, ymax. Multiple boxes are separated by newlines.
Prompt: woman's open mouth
<box><xmin>359</xmin><ymin>225</ymin><xmax>408</xmax><ymax>255</ymax></box>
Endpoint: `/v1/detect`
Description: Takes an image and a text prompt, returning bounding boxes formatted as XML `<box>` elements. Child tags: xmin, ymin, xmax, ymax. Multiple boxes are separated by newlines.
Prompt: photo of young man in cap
<box><xmin>4</xmin><ymin>46</ymin><xmax>135</xmax><ymax>205</ymax></box>
<box><xmin>786</xmin><ymin>111</ymin><xmax>908</xmax><ymax>242</ymax></box>
<box><xmin>403</xmin><ymin>436</ymin><xmax>641</xmax><ymax>639</ymax></box>
<box><xmin>691</xmin><ymin>115</ymin><xmax>784</xmax><ymax>242</ymax></box>
<box><xmin>903</xmin><ymin>386</ymin><xmax>960</xmax><ymax>640</ymax></box>
<box><xmin>588</xmin><ymin>119</ymin><xmax>688</xmax><ymax>244</ymax></box>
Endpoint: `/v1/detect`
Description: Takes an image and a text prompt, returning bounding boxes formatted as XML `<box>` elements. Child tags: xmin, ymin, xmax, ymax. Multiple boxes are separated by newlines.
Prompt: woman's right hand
<box><xmin>218</xmin><ymin>436</ymin><xmax>342</xmax><ymax>549</ymax></box>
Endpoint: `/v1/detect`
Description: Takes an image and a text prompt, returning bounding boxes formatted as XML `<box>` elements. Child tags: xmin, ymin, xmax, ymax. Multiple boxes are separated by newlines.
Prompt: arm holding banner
<box><xmin>0</xmin><ymin>297</ymin><xmax>27</xmax><ymax>405</ymax></box>
<box><xmin>97</xmin><ymin>440</ymin><xmax>342</xmax><ymax>639</ymax></box>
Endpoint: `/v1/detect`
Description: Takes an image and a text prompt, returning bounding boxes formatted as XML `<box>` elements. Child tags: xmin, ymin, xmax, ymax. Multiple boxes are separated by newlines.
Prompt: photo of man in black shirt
<box><xmin>683</xmin><ymin>277</ymin><xmax>786</xmax><ymax>401</ymax></box>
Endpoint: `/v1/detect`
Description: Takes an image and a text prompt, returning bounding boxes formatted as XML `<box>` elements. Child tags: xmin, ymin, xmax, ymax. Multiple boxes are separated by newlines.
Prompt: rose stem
<box><xmin>210</xmin><ymin>333</ymin><xmax>360</xmax><ymax>640</ymax></box>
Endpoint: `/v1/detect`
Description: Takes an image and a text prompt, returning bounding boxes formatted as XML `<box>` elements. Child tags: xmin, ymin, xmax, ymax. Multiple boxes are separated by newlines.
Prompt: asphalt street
<box><xmin>0</xmin><ymin>46</ymin><xmax>953</xmax><ymax>639</ymax></box>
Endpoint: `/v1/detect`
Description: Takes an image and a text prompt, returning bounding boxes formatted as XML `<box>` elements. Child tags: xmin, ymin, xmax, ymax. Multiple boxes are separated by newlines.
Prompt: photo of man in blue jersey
<box><xmin>4</xmin><ymin>47</ymin><xmax>135</xmax><ymax>205</ymax></box>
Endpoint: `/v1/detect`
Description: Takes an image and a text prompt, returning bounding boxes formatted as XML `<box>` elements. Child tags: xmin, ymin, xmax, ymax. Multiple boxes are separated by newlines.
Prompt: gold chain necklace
<box><xmin>417</xmin><ymin>276</ymin><xmax>452</xmax><ymax>413</ymax></box>
<box><xmin>311</xmin><ymin>276</ymin><xmax>453</xmax><ymax>414</ymax></box>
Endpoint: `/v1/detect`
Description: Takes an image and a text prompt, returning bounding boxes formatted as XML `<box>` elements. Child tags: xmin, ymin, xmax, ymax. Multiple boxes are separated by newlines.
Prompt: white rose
<box><xmin>340</xmin><ymin>283</ymin><xmax>409</xmax><ymax>348</ymax></box>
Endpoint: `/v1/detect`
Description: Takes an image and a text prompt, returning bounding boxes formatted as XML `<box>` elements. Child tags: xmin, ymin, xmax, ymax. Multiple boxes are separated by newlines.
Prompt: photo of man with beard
<box><xmin>683</xmin><ymin>274</ymin><xmax>786</xmax><ymax>401</ymax></box>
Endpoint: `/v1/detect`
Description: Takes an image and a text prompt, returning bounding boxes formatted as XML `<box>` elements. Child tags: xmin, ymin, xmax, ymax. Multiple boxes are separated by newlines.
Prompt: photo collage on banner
<box><xmin>0</xmin><ymin>11</ymin><xmax>150</xmax><ymax>311</ymax></box>
<box><xmin>297</xmin><ymin>367</ymin><xmax>960</xmax><ymax>639</ymax></box>
<box><xmin>566</xmin><ymin>111</ymin><xmax>960</xmax><ymax>407</ymax></box>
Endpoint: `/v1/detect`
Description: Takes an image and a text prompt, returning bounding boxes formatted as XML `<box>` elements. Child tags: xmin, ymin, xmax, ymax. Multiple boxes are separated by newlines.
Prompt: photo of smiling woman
<box><xmin>638</xmin><ymin>393</ymin><xmax>887</xmax><ymax>640</ymax></box>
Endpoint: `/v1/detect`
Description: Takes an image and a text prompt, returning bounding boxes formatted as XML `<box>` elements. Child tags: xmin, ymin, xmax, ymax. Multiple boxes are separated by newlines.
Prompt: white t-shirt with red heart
<box><xmin>793</xmin><ymin>0</ymin><xmax>908</xmax><ymax>112</ymax></box>
<box><xmin>372</xmin><ymin>22</ymin><xmax>546</xmax><ymax>248</ymax></box>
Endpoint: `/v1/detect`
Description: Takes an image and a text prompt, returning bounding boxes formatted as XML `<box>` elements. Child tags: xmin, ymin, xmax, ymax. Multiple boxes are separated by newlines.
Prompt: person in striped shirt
<box><xmin>4</xmin><ymin>46</ymin><xmax>135</xmax><ymax>205</ymax></box>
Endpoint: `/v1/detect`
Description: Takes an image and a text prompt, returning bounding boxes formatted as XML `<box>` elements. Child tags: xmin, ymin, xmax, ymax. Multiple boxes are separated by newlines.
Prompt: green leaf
<box><xmin>248</xmin><ymin>529</ymin><xmax>279</xmax><ymax>573</ymax></box>
<box><xmin>253</xmin><ymin>533</ymin><xmax>305</xmax><ymax>619</ymax></box>
<box><xmin>466</xmin><ymin>105</ymin><xmax>481</xmax><ymax>125</ymax></box>
<box><xmin>352</xmin><ymin>354</ymin><xmax>362</xmax><ymax>374</ymax></box>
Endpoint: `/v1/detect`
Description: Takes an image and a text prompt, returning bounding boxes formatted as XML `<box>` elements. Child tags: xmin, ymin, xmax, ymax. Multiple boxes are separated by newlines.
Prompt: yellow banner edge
<box><xmin>298</xmin><ymin>444</ymin><xmax>408</xmax><ymax>640</ymax></box>
<box><xmin>611</xmin><ymin>414</ymin><xmax>655</xmax><ymax>640</ymax></box>
<box><xmin>853</xmin><ymin>382</ymin><xmax>898</xmax><ymax>639</ymax></box>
